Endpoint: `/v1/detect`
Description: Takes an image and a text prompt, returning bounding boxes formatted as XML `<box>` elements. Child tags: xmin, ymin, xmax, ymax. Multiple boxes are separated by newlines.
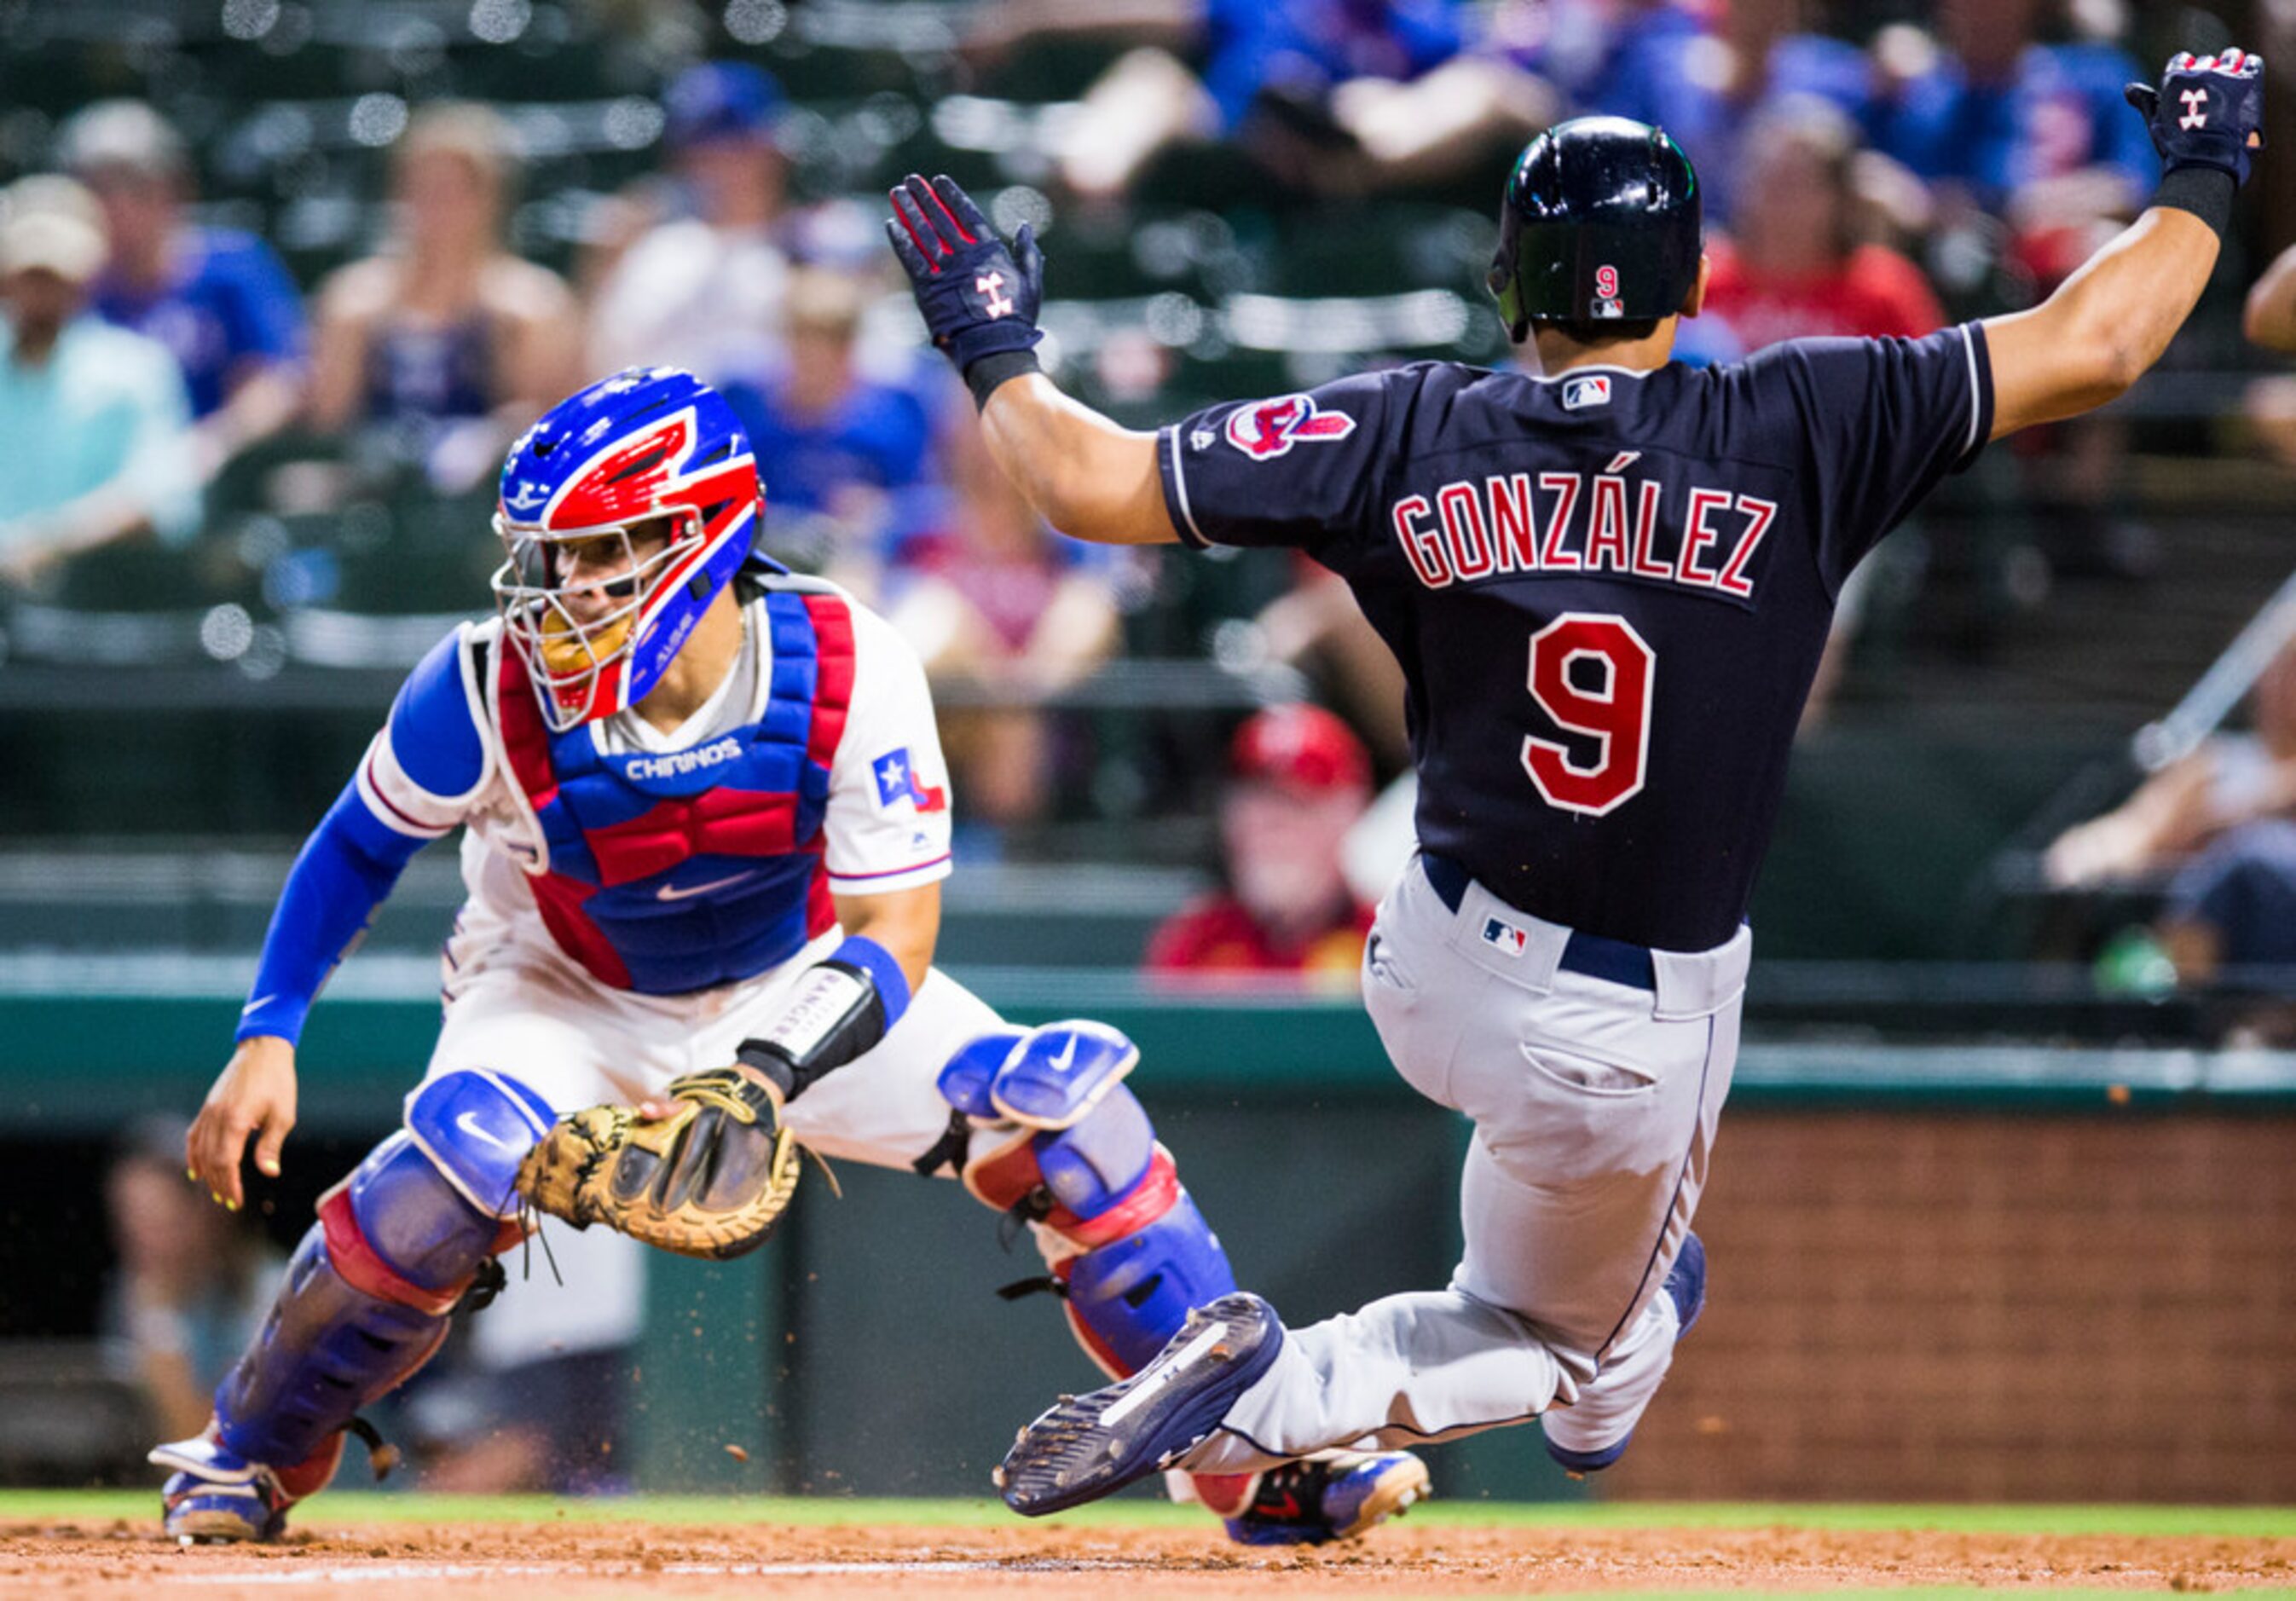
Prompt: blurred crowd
<box><xmin>3</xmin><ymin>0</ymin><xmax>2296</xmax><ymax>975</ymax></box>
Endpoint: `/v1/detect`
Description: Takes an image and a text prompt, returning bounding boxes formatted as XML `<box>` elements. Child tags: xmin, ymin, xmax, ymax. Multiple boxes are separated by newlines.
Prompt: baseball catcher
<box><xmin>158</xmin><ymin>367</ymin><xmax>1427</xmax><ymax>1546</ymax></box>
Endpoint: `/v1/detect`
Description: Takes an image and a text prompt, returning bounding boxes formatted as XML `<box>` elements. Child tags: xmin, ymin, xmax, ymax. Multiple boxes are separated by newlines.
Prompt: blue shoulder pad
<box><xmin>938</xmin><ymin>1028</ymin><xmax>1029</xmax><ymax>1120</ymax></box>
<box><xmin>386</xmin><ymin>627</ymin><xmax>487</xmax><ymax>800</ymax></box>
<box><xmin>990</xmin><ymin>1020</ymin><xmax>1140</xmax><ymax>1130</ymax></box>
<box><xmin>402</xmin><ymin>1069</ymin><xmax>556</xmax><ymax>1218</ymax></box>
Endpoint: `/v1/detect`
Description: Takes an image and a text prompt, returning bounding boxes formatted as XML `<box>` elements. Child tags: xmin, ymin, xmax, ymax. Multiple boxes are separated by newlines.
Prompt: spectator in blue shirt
<box><xmin>1586</xmin><ymin>0</ymin><xmax>1875</xmax><ymax>227</ymax></box>
<box><xmin>0</xmin><ymin>176</ymin><xmax>199</xmax><ymax>590</ymax></box>
<box><xmin>1020</xmin><ymin>0</ymin><xmax>1546</xmax><ymax>198</ymax></box>
<box><xmin>1871</xmin><ymin>0</ymin><xmax>2154</xmax><ymax>274</ymax></box>
<box><xmin>718</xmin><ymin>268</ymin><xmax>931</xmax><ymax>585</ymax></box>
<box><xmin>61</xmin><ymin>101</ymin><xmax>305</xmax><ymax>486</ymax></box>
<box><xmin>1487</xmin><ymin>0</ymin><xmax>1702</xmax><ymax>117</ymax></box>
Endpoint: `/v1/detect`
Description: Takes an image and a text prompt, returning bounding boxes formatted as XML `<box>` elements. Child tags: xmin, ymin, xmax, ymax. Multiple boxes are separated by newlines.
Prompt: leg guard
<box><xmin>205</xmin><ymin>1070</ymin><xmax>547</xmax><ymax>1477</ymax></box>
<box><xmin>940</xmin><ymin>1022</ymin><xmax>1237</xmax><ymax>1378</ymax></box>
<box><xmin>940</xmin><ymin>1024</ymin><xmax>1426</xmax><ymax>1546</ymax></box>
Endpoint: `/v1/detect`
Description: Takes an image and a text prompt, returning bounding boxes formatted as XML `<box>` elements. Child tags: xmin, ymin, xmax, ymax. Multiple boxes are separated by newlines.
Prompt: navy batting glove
<box><xmin>2126</xmin><ymin>48</ymin><xmax>2265</xmax><ymax>188</ymax></box>
<box><xmin>885</xmin><ymin>173</ymin><xmax>1045</xmax><ymax>378</ymax></box>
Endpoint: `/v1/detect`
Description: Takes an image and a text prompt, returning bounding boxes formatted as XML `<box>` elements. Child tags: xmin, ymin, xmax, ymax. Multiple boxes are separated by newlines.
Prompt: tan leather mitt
<box><xmin>514</xmin><ymin>1063</ymin><xmax>802</xmax><ymax>1260</ymax></box>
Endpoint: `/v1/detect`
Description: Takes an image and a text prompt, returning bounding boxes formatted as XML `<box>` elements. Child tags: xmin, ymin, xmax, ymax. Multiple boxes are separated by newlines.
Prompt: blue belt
<box><xmin>1419</xmin><ymin>853</ymin><xmax>1657</xmax><ymax>992</ymax></box>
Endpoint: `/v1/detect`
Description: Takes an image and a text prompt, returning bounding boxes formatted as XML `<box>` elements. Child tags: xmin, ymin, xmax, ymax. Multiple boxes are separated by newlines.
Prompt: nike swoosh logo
<box><xmin>656</xmin><ymin>870</ymin><xmax>757</xmax><ymax>902</ymax></box>
<box><xmin>241</xmin><ymin>995</ymin><xmax>276</xmax><ymax>1018</ymax></box>
<box><xmin>1048</xmin><ymin>1033</ymin><xmax>1080</xmax><ymax>1074</ymax></box>
<box><xmin>454</xmin><ymin>1111</ymin><xmax>514</xmax><ymax>1149</ymax></box>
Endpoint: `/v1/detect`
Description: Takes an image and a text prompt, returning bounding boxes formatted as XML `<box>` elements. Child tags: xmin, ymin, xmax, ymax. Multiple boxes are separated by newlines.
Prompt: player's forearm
<box><xmin>2053</xmin><ymin>201</ymin><xmax>2220</xmax><ymax>387</ymax></box>
<box><xmin>1985</xmin><ymin>193</ymin><xmax>2224</xmax><ymax>436</ymax></box>
<box><xmin>978</xmin><ymin>376</ymin><xmax>1177</xmax><ymax>545</ymax></box>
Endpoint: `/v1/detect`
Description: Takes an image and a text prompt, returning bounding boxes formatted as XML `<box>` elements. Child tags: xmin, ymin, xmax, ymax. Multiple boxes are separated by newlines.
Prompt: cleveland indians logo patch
<box><xmin>1225</xmin><ymin>394</ymin><xmax>1357</xmax><ymax>461</ymax></box>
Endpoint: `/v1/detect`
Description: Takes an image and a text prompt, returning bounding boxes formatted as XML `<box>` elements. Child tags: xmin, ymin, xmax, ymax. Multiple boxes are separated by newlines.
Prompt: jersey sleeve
<box><xmin>820</xmin><ymin>602</ymin><xmax>955</xmax><ymax>895</ymax></box>
<box><xmin>1749</xmin><ymin>323</ymin><xmax>1992</xmax><ymax>596</ymax></box>
<box><xmin>1155</xmin><ymin>367</ymin><xmax>1402</xmax><ymax>560</ymax></box>
<box><xmin>353</xmin><ymin>623</ymin><xmax>497</xmax><ymax>841</ymax></box>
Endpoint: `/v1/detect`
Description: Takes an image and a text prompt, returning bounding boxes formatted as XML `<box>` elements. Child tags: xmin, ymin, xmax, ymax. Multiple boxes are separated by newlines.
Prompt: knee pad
<box><xmin>940</xmin><ymin>1021</ymin><xmax>1235</xmax><ymax>1377</ymax></box>
<box><xmin>946</xmin><ymin>1023</ymin><xmax>1153</xmax><ymax>1236</ymax></box>
<box><xmin>402</xmin><ymin>1067</ymin><xmax>557</xmax><ymax>1219</ymax></box>
<box><xmin>211</xmin><ymin>1070</ymin><xmax>549</xmax><ymax>1473</ymax></box>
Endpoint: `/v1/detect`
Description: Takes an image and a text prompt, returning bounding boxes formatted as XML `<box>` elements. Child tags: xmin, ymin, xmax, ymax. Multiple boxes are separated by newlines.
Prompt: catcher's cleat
<box><xmin>999</xmin><ymin>1292</ymin><xmax>1284</xmax><ymax>1517</ymax></box>
<box><xmin>1217</xmin><ymin>1449</ymin><xmax>1431</xmax><ymax>1546</ymax></box>
<box><xmin>147</xmin><ymin>1433</ymin><xmax>293</xmax><ymax>1544</ymax></box>
<box><xmin>1544</xmin><ymin>1230</ymin><xmax>1707</xmax><ymax>1477</ymax></box>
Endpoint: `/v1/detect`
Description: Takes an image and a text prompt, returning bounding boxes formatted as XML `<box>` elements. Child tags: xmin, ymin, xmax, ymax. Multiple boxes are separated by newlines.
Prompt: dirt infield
<box><xmin>9</xmin><ymin>1512</ymin><xmax>2296</xmax><ymax>1599</ymax></box>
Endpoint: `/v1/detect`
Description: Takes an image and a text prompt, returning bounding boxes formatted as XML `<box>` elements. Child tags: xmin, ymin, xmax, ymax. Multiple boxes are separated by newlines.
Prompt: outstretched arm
<box><xmin>1986</xmin><ymin>49</ymin><xmax>2265</xmax><ymax>439</ymax></box>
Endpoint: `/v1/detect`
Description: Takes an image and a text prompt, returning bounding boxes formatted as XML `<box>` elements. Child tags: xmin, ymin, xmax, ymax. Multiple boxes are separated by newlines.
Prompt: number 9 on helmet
<box><xmin>491</xmin><ymin>367</ymin><xmax>766</xmax><ymax>731</ymax></box>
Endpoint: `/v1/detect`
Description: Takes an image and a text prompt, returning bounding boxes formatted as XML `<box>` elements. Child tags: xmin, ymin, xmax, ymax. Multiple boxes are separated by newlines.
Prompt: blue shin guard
<box><xmin>943</xmin><ymin>1023</ymin><xmax>1238</xmax><ymax>1378</ymax></box>
<box><xmin>158</xmin><ymin>1071</ymin><xmax>547</xmax><ymax>1535</ymax></box>
<box><xmin>945</xmin><ymin>1024</ymin><xmax>1427</xmax><ymax>1546</ymax></box>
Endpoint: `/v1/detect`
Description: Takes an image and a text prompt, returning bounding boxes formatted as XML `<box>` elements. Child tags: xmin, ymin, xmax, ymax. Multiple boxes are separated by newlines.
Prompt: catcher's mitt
<box><xmin>514</xmin><ymin>1064</ymin><xmax>802</xmax><ymax>1260</ymax></box>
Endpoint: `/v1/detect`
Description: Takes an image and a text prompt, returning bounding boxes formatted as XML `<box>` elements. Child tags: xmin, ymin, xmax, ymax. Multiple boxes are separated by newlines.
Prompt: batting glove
<box><xmin>2126</xmin><ymin>48</ymin><xmax>2265</xmax><ymax>188</ymax></box>
<box><xmin>885</xmin><ymin>173</ymin><xmax>1045</xmax><ymax>384</ymax></box>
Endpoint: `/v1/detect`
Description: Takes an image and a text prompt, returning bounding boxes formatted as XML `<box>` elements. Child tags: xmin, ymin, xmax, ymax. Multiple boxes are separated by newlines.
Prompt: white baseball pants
<box><xmin>1183</xmin><ymin>854</ymin><xmax>1748</xmax><ymax>1472</ymax></box>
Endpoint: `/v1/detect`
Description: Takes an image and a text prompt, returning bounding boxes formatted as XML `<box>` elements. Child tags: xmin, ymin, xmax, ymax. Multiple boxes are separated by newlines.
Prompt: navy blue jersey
<box><xmin>1158</xmin><ymin>327</ymin><xmax>1992</xmax><ymax>952</ymax></box>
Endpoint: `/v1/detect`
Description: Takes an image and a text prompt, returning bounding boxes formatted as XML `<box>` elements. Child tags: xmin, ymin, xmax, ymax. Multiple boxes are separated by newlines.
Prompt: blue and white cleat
<box><xmin>1543</xmin><ymin>1230</ymin><xmax>1708</xmax><ymax>1477</ymax></box>
<box><xmin>1218</xmin><ymin>1449</ymin><xmax>1431</xmax><ymax>1546</ymax></box>
<box><xmin>998</xmin><ymin>1292</ymin><xmax>1285</xmax><ymax>1517</ymax></box>
<box><xmin>148</xmin><ymin>1432</ymin><xmax>292</xmax><ymax>1544</ymax></box>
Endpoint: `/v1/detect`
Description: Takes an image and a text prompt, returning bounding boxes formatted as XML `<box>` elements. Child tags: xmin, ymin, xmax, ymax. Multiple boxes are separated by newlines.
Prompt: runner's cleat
<box><xmin>1218</xmin><ymin>1449</ymin><xmax>1431</xmax><ymax>1546</ymax></box>
<box><xmin>999</xmin><ymin>1292</ymin><xmax>1284</xmax><ymax>1517</ymax></box>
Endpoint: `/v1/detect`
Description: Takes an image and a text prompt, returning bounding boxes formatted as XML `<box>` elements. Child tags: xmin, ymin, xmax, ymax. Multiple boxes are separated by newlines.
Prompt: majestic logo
<box><xmin>1481</xmin><ymin>917</ymin><xmax>1528</xmax><ymax>957</ymax></box>
<box><xmin>505</xmin><ymin>480</ymin><xmax>549</xmax><ymax>511</ymax></box>
<box><xmin>872</xmin><ymin>747</ymin><xmax>948</xmax><ymax>814</ymax></box>
<box><xmin>975</xmin><ymin>270</ymin><xmax>1015</xmax><ymax>318</ymax></box>
<box><xmin>2181</xmin><ymin>88</ymin><xmax>2210</xmax><ymax>130</ymax></box>
<box><xmin>1224</xmin><ymin>395</ymin><xmax>1357</xmax><ymax>461</ymax></box>
<box><xmin>1563</xmin><ymin>375</ymin><xmax>1613</xmax><ymax>412</ymax></box>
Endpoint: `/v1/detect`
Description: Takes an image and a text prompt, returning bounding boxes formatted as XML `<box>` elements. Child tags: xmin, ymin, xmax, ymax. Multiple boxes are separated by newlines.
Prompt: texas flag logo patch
<box><xmin>1481</xmin><ymin>916</ymin><xmax>1529</xmax><ymax>957</ymax></box>
<box><xmin>1226</xmin><ymin>394</ymin><xmax>1357</xmax><ymax>460</ymax></box>
<box><xmin>872</xmin><ymin>748</ymin><xmax>947</xmax><ymax>814</ymax></box>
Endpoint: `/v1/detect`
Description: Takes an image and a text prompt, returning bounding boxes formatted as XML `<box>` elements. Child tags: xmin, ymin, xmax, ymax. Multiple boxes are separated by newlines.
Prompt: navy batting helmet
<box><xmin>1488</xmin><ymin>117</ymin><xmax>1703</xmax><ymax>341</ymax></box>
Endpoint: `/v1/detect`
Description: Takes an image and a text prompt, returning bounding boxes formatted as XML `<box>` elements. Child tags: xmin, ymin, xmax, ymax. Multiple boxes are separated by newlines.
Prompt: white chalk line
<box><xmin>162</xmin><ymin>1558</ymin><xmax>1135</xmax><ymax>1584</ymax></box>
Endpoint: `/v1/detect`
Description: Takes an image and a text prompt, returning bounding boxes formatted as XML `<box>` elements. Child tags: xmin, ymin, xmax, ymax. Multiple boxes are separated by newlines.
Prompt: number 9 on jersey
<box><xmin>1523</xmin><ymin>612</ymin><xmax>1655</xmax><ymax>817</ymax></box>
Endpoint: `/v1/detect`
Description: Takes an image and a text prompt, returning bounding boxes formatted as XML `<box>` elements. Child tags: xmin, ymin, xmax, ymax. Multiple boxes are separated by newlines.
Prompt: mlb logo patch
<box><xmin>872</xmin><ymin>748</ymin><xmax>947</xmax><ymax>814</ymax></box>
<box><xmin>1562</xmin><ymin>374</ymin><xmax>1611</xmax><ymax>411</ymax></box>
<box><xmin>1481</xmin><ymin>916</ymin><xmax>1529</xmax><ymax>957</ymax></box>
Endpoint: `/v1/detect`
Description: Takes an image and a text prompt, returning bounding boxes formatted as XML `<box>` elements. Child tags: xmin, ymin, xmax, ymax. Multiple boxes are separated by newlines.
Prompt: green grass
<box><xmin>8</xmin><ymin>1489</ymin><xmax>2296</xmax><ymax>1539</ymax></box>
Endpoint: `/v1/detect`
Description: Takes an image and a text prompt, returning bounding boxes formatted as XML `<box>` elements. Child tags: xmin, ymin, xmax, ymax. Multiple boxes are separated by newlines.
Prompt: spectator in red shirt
<box><xmin>1147</xmin><ymin>704</ymin><xmax>1375</xmax><ymax>981</ymax></box>
<box><xmin>1702</xmin><ymin>97</ymin><xmax>1946</xmax><ymax>351</ymax></box>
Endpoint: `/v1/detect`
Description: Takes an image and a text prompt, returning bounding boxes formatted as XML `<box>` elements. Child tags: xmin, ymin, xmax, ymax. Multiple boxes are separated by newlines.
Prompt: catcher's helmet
<box><xmin>492</xmin><ymin>367</ymin><xmax>767</xmax><ymax>731</ymax></box>
<box><xmin>1488</xmin><ymin>117</ymin><xmax>1703</xmax><ymax>341</ymax></box>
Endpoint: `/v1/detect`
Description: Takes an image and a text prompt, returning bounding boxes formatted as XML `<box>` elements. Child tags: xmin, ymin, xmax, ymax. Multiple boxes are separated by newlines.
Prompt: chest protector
<box><xmin>492</xmin><ymin>581</ymin><xmax>855</xmax><ymax>994</ymax></box>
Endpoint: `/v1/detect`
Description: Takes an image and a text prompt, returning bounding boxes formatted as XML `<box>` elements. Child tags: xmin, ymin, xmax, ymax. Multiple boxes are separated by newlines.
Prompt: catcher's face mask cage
<box><xmin>490</xmin><ymin>367</ymin><xmax>765</xmax><ymax>732</ymax></box>
<box><xmin>490</xmin><ymin>509</ymin><xmax>702</xmax><ymax>733</ymax></box>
